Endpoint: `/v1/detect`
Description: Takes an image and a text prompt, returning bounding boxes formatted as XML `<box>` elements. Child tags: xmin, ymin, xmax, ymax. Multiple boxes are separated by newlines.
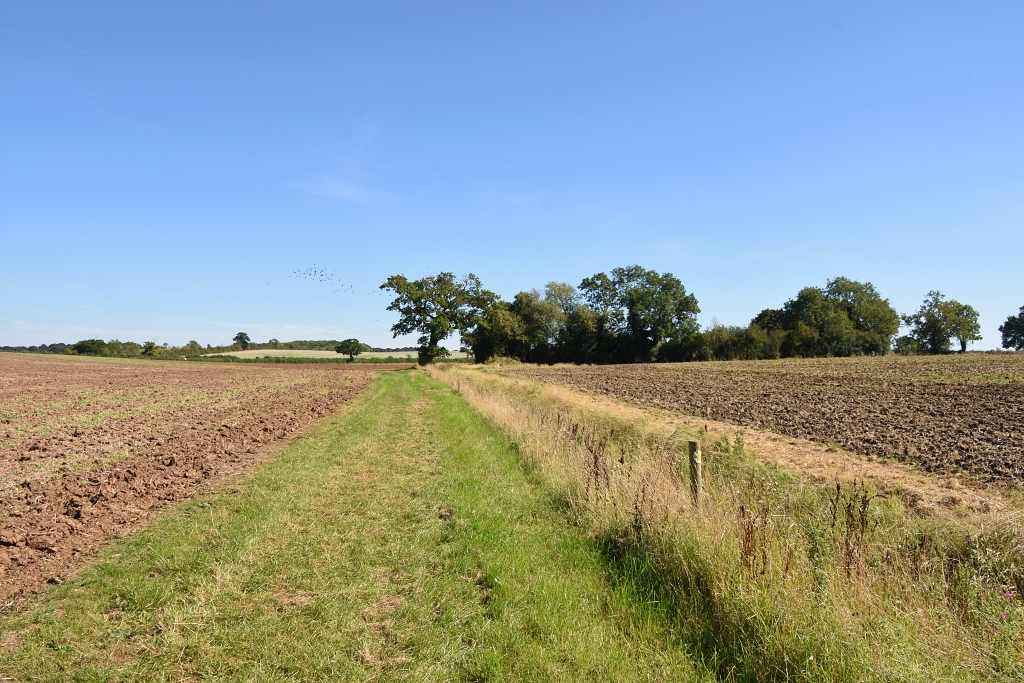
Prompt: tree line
<box><xmin>379</xmin><ymin>267</ymin><xmax>1022</xmax><ymax>365</ymax></box>
<box><xmin>4</xmin><ymin>274</ymin><xmax>1020</xmax><ymax>364</ymax></box>
<box><xmin>0</xmin><ymin>336</ymin><xmax>415</xmax><ymax>359</ymax></box>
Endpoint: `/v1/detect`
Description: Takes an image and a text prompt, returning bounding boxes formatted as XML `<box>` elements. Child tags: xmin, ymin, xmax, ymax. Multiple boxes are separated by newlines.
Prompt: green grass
<box><xmin>0</xmin><ymin>370</ymin><xmax>705</xmax><ymax>681</ymax></box>
<box><xmin>431</xmin><ymin>364</ymin><xmax>1024</xmax><ymax>682</ymax></box>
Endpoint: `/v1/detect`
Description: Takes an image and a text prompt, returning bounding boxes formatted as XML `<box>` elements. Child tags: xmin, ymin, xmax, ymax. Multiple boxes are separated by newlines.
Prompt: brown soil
<box><xmin>0</xmin><ymin>354</ymin><xmax>407</xmax><ymax>600</ymax></box>
<box><xmin>538</xmin><ymin>383</ymin><xmax>1011</xmax><ymax>515</ymax></box>
<box><xmin>495</xmin><ymin>354</ymin><xmax>1024</xmax><ymax>484</ymax></box>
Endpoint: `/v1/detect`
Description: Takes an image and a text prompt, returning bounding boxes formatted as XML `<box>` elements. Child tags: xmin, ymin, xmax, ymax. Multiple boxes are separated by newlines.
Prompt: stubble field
<box><xmin>496</xmin><ymin>353</ymin><xmax>1024</xmax><ymax>484</ymax></box>
<box><xmin>0</xmin><ymin>354</ymin><xmax>405</xmax><ymax>599</ymax></box>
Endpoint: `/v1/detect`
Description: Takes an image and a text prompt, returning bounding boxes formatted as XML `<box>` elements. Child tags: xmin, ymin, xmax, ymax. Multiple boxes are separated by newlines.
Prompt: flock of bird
<box><xmin>285</xmin><ymin>264</ymin><xmax>384</xmax><ymax>296</ymax></box>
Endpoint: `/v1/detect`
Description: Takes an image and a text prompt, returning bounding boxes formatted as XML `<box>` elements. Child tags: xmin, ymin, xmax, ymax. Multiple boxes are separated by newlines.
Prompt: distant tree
<box><xmin>141</xmin><ymin>341</ymin><xmax>158</xmax><ymax>357</ymax></box>
<box><xmin>750</xmin><ymin>278</ymin><xmax>899</xmax><ymax>358</ymax></box>
<box><xmin>751</xmin><ymin>307</ymin><xmax>784</xmax><ymax>332</ymax></box>
<box><xmin>381</xmin><ymin>272</ymin><xmax>496</xmax><ymax>365</ymax></box>
<box><xmin>543</xmin><ymin>281</ymin><xmax>582</xmax><ymax>316</ymax></box>
<box><xmin>106</xmin><ymin>339</ymin><xmax>126</xmax><ymax>356</ymax></box>
<box><xmin>335</xmin><ymin>339</ymin><xmax>364</xmax><ymax>362</ymax></box>
<box><xmin>579</xmin><ymin>265</ymin><xmax>700</xmax><ymax>362</ymax></box>
<box><xmin>509</xmin><ymin>290</ymin><xmax>564</xmax><ymax>359</ymax></box>
<box><xmin>893</xmin><ymin>335</ymin><xmax>920</xmax><ymax>354</ymax></box>
<box><xmin>72</xmin><ymin>339</ymin><xmax>107</xmax><ymax>356</ymax></box>
<box><xmin>824</xmin><ymin>277</ymin><xmax>901</xmax><ymax>353</ymax></box>
<box><xmin>778</xmin><ymin>287</ymin><xmax>857</xmax><ymax>357</ymax></box>
<box><xmin>900</xmin><ymin>291</ymin><xmax>978</xmax><ymax>353</ymax></box>
<box><xmin>999</xmin><ymin>307</ymin><xmax>1024</xmax><ymax>350</ymax></box>
<box><xmin>465</xmin><ymin>269</ymin><xmax>701</xmax><ymax>365</ymax></box>
<box><xmin>186</xmin><ymin>340</ymin><xmax>202</xmax><ymax>356</ymax></box>
<box><xmin>463</xmin><ymin>301</ymin><xmax>525</xmax><ymax>362</ymax></box>
<box><xmin>945</xmin><ymin>301</ymin><xmax>981</xmax><ymax>353</ymax></box>
<box><xmin>233</xmin><ymin>332</ymin><xmax>251</xmax><ymax>350</ymax></box>
<box><xmin>466</xmin><ymin>280</ymin><xmax>629</xmax><ymax>365</ymax></box>
<box><xmin>901</xmin><ymin>291</ymin><xmax>951</xmax><ymax>353</ymax></box>
<box><xmin>680</xmin><ymin>322</ymin><xmax>785</xmax><ymax>362</ymax></box>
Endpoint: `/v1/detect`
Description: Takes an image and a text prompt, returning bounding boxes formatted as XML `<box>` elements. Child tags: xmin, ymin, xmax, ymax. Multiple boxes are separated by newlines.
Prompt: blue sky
<box><xmin>2</xmin><ymin>1</ymin><xmax>1021</xmax><ymax>349</ymax></box>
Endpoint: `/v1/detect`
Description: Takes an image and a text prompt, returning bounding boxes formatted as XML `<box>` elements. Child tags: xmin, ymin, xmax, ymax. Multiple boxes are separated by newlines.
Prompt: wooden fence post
<box><xmin>688</xmin><ymin>440</ymin><xmax>702</xmax><ymax>508</ymax></box>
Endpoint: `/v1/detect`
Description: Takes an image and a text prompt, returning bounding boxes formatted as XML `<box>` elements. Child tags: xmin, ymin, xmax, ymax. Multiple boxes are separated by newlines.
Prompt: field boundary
<box><xmin>532</xmin><ymin>379</ymin><xmax>1016</xmax><ymax>514</ymax></box>
<box><xmin>429</xmin><ymin>364</ymin><xmax>1024</xmax><ymax>681</ymax></box>
<box><xmin>494</xmin><ymin>355</ymin><xmax>1024</xmax><ymax>483</ymax></box>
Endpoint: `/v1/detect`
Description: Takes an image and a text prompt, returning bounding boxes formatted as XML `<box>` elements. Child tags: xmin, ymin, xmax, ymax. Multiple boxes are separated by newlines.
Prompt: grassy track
<box><xmin>0</xmin><ymin>370</ymin><xmax>703</xmax><ymax>681</ymax></box>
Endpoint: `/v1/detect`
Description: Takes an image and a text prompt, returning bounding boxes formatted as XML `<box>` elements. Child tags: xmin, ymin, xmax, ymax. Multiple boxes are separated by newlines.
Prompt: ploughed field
<box><xmin>497</xmin><ymin>354</ymin><xmax>1024</xmax><ymax>484</ymax></box>
<box><xmin>0</xmin><ymin>353</ymin><xmax>398</xmax><ymax>599</ymax></box>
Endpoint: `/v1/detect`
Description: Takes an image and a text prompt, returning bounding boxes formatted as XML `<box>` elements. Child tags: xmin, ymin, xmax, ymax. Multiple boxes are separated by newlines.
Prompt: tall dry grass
<box><xmin>429</xmin><ymin>364</ymin><xmax>1024</xmax><ymax>682</ymax></box>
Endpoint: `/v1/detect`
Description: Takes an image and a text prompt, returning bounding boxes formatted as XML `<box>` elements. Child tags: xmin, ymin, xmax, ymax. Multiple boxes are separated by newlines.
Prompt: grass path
<box><xmin>0</xmin><ymin>370</ymin><xmax>704</xmax><ymax>682</ymax></box>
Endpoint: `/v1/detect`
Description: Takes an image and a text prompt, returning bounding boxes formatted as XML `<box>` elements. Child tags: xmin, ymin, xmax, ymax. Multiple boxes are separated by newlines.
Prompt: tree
<box><xmin>945</xmin><ymin>301</ymin><xmax>981</xmax><ymax>353</ymax></box>
<box><xmin>579</xmin><ymin>265</ymin><xmax>700</xmax><ymax>362</ymax></box>
<box><xmin>893</xmin><ymin>335</ymin><xmax>920</xmax><ymax>354</ymax></box>
<box><xmin>466</xmin><ymin>287</ymin><xmax>570</xmax><ymax>363</ymax></box>
<box><xmin>901</xmin><ymin>291</ymin><xmax>951</xmax><ymax>353</ymax></box>
<box><xmin>141</xmin><ymin>341</ymin><xmax>157</xmax><ymax>357</ymax></box>
<box><xmin>752</xmin><ymin>307</ymin><xmax>784</xmax><ymax>332</ymax></box>
<box><xmin>106</xmin><ymin>339</ymin><xmax>125</xmax><ymax>356</ymax></box>
<box><xmin>233</xmin><ymin>332</ymin><xmax>251</xmax><ymax>350</ymax></box>
<box><xmin>380</xmin><ymin>272</ymin><xmax>496</xmax><ymax>365</ymax></box>
<box><xmin>335</xmin><ymin>338</ymin><xmax>364</xmax><ymax>362</ymax></box>
<box><xmin>509</xmin><ymin>290</ymin><xmax>565</xmax><ymax>361</ymax></box>
<box><xmin>72</xmin><ymin>339</ymin><xmax>107</xmax><ymax>356</ymax></box>
<box><xmin>751</xmin><ymin>278</ymin><xmax>899</xmax><ymax>358</ymax></box>
<box><xmin>680</xmin><ymin>322</ymin><xmax>784</xmax><ymax>362</ymax></box>
<box><xmin>900</xmin><ymin>291</ymin><xmax>979</xmax><ymax>354</ymax></box>
<box><xmin>543</xmin><ymin>281</ymin><xmax>582</xmax><ymax>316</ymax></box>
<box><xmin>824</xmin><ymin>277</ymin><xmax>900</xmax><ymax>353</ymax></box>
<box><xmin>464</xmin><ymin>280</ymin><xmax>630</xmax><ymax>365</ymax></box>
<box><xmin>1000</xmin><ymin>306</ymin><xmax>1024</xmax><ymax>350</ymax></box>
<box><xmin>464</xmin><ymin>302</ymin><xmax>526</xmax><ymax>362</ymax></box>
<box><xmin>778</xmin><ymin>287</ymin><xmax>856</xmax><ymax>357</ymax></box>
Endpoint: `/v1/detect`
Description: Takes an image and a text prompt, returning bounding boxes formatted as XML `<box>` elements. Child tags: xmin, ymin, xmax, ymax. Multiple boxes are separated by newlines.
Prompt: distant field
<box><xmin>204</xmin><ymin>349</ymin><xmax>468</xmax><ymax>359</ymax></box>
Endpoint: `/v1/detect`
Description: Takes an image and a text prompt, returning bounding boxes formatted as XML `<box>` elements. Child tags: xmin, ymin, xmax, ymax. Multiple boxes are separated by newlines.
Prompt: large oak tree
<box><xmin>380</xmin><ymin>272</ymin><xmax>495</xmax><ymax>365</ymax></box>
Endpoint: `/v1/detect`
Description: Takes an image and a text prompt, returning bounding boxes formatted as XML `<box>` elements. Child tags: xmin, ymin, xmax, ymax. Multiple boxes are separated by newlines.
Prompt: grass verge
<box><xmin>428</xmin><ymin>364</ymin><xmax>1024</xmax><ymax>682</ymax></box>
<box><xmin>0</xmin><ymin>369</ymin><xmax>705</xmax><ymax>681</ymax></box>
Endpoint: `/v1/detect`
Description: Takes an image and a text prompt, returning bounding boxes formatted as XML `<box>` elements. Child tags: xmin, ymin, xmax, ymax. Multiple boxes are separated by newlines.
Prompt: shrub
<box><xmin>72</xmin><ymin>339</ymin><xmax>107</xmax><ymax>356</ymax></box>
<box><xmin>893</xmin><ymin>335</ymin><xmax>920</xmax><ymax>354</ymax></box>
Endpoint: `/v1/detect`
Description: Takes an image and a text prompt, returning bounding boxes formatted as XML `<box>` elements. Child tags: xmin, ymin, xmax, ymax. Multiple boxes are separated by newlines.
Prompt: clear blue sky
<box><xmin>2</xmin><ymin>1</ymin><xmax>1021</xmax><ymax>349</ymax></box>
